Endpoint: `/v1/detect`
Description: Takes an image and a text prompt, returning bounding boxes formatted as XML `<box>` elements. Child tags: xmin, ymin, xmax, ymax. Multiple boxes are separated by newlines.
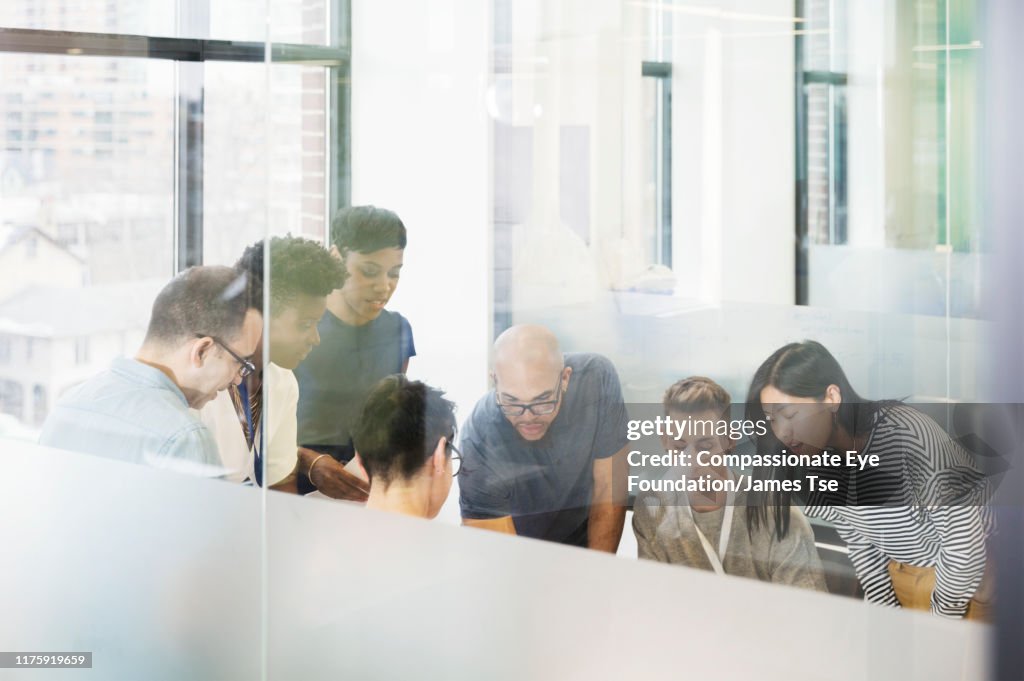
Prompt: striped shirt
<box><xmin>805</xmin><ymin>404</ymin><xmax>993</xmax><ymax>618</ymax></box>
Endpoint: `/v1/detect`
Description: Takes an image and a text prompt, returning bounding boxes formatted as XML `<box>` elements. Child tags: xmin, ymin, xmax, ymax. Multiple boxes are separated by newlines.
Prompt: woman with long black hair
<box><xmin>744</xmin><ymin>340</ymin><xmax>993</xmax><ymax>619</ymax></box>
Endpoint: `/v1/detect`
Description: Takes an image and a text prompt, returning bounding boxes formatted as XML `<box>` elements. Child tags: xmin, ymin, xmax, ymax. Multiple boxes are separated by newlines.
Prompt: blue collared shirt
<box><xmin>39</xmin><ymin>357</ymin><xmax>221</xmax><ymax>474</ymax></box>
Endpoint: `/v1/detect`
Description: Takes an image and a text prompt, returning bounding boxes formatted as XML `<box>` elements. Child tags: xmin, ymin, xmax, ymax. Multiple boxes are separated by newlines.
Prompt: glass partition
<box><xmin>0</xmin><ymin>0</ymin><xmax>1010</xmax><ymax>678</ymax></box>
<box><xmin>485</xmin><ymin>0</ymin><xmax>993</xmax><ymax>629</ymax></box>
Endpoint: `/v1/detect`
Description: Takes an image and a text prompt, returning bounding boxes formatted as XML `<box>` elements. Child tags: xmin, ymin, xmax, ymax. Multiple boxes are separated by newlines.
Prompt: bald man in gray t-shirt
<box><xmin>458</xmin><ymin>325</ymin><xmax>630</xmax><ymax>551</ymax></box>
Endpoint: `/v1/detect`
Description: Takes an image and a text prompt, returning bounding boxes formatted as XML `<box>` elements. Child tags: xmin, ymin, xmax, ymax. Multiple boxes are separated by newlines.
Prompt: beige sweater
<box><xmin>633</xmin><ymin>489</ymin><xmax>828</xmax><ymax>592</ymax></box>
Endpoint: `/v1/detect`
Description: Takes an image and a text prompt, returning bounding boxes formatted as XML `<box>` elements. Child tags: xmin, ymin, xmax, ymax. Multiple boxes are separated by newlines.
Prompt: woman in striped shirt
<box><xmin>744</xmin><ymin>340</ymin><xmax>993</xmax><ymax>619</ymax></box>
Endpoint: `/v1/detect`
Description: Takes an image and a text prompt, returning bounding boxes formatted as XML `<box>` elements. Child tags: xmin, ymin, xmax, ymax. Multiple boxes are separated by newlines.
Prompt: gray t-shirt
<box><xmin>458</xmin><ymin>353</ymin><xmax>629</xmax><ymax>546</ymax></box>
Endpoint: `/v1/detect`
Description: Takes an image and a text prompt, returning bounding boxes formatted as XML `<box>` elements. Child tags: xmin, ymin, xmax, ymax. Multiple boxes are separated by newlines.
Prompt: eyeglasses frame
<box><xmin>495</xmin><ymin>373</ymin><xmax>565</xmax><ymax>417</ymax></box>
<box><xmin>195</xmin><ymin>333</ymin><xmax>256</xmax><ymax>379</ymax></box>
<box><xmin>445</xmin><ymin>439</ymin><xmax>463</xmax><ymax>477</ymax></box>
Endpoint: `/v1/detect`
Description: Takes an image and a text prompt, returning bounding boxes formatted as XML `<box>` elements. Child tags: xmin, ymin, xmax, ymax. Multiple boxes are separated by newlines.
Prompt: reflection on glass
<box><xmin>803</xmin><ymin>0</ymin><xmax>984</xmax><ymax>319</ymax></box>
<box><xmin>0</xmin><ymin>0</ymin><xmax>174</xmax><ymax>39</ymax></box>
<box><xmin>0</xmin><ymin>53</ymin><xmax>174</xmax><ymax>437</ymax></box>
<box><xmin>0</xmin><ymin>0</ymin><xmax>330</xmax><ymax>43</ymax></box>
<box><xmin>486</xmin><ymin>0</ymin><xmax>991</xmax><ymax>626</ymax></box>
<box><xmin>196</xmin><ymin>236</ymin><xmax>345</xmax><ymax>488</ymax></box>
<box><xmin>204</xmin><ymin>64</ymin><xmax>328</xmax><ymax>265</ymax></box>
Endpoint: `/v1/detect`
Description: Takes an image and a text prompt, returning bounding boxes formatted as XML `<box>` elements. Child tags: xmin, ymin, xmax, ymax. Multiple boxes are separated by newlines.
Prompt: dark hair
<box><xmin>353</xmin><ymin>375</ymin><xmax>456</xmax><ymax>488</ymax></box>
<box><xmin>144</xmin><ymin>265</ymin><xmax>257</xmax><ymax>346</ymax></box>
<box><xmin>744</xmin><ymin>340</ymin><xmax>895</xmax><ymax>539</ymax></box>
<box><xmin>235</xmin><ymin>235</ymin><xmax>346</xmax><ymax>317</ymax></box>
<box><xmin>329</xmin><ymin>205</ymin><xmax>407</xmax><ymax>254</ymax></box>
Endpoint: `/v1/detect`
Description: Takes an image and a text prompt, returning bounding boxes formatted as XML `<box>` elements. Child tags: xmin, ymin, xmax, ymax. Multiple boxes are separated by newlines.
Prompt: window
<box><xmin>0</xmin><ymin>2</ymin><xmax>351</xmax><ymax>436</ymax></box>
<box><xmin>796</xmin><ymin>0</ymin><xmax>849</xmax><ymax>303</ymax></box>
<box><xmin>796</xmin><ymin>0</ymin><xmax>982</xmax><ymax>318</ymax></box>
<box><xmin>0</xmin><ymin>379</ymin><xmax>22</xmax><ymax>421</ymax></box>
<box><xmin>0</xmin><ymin>337</ymin><xmax>11</xmax><ymax>364</ymax></box>
<box><xmin>32</xmin><ymin>385</ymin><xmax>46</xmax><ymax>426</ymax></box>
<box><xmin>641</xmin><ymin>61</ymin><xmax>673</xmax><ymax>270</ymax></box>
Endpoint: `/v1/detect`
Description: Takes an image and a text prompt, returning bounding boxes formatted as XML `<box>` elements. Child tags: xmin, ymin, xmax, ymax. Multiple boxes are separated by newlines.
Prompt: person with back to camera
<box><xmin>633</xmin><ymin>376</ymin><xmax>827</xmax><ymax>591</ymax></box>
<box><xmin>352</xmin><ymin>375</ymin><xmax>459</xmax><ymax>519</ymax></box>
<box><xmin>745</xmin><ymin>340</ymin><xmax>994</xmax><ymax>619</ymax></box>
<box><xmin>295</xmin><ymin>205</ymin><xmax>415</xmax><ymax>498</ymax></box>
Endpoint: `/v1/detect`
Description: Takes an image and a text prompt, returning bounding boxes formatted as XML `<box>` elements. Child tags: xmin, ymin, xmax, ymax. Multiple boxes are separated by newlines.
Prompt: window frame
<box><xmin>642</xmin><ymin>60</ymin><xmax>673</xmax><ymax>270</ymax></box>
<box><xmin>794</xmin><ymin>0</ymin><xmax>848</xmax><ymax>305</ymax></box>
<box><xmin>0</xmin><ymin>2</ymin><xmax>351</xmax><ymax>272</ymax></box>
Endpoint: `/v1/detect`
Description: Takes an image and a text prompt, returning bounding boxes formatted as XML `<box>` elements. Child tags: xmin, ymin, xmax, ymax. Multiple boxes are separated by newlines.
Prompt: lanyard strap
<box><xmin>682</xmin><ymin>490</ymin><xmax>734</xmax><ymax>575</ymax></box>
<box><xmin>238</xmin><ymin>382</ymin><xmax>263</xmax><ymax>487</ymax></box>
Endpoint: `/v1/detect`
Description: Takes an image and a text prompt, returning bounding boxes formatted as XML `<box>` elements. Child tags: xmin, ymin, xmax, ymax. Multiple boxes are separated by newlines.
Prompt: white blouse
<box><xmin>195</xmin><ymin>362</ymin><xmax>300</xmax><ymax>486</ymax></box>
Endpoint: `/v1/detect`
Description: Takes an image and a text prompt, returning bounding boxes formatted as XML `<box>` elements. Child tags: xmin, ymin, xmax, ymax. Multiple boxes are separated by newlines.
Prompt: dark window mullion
<box><xmin>173</xmin><ymin>2</ymin><xmax>208</xmax><ymax>271</ymax></box>
<box><xmin>174</xmin><ymin>61</ymin><xmax>204</xmax><ymax>271</ymax></box>
<box><xmin>328</xmin><ymin>0</ymin><xmax>352</xmax><ymax>229</ymax></box>
<box><xmin>794</xmin><ymin>0</ymin><xmax>809</xmax><ymax>305</ymax></box>
<box><xmin>0</xmin><ymin>27</ymin><xmax>348</xmax><ymax>65</ymax></box>
<box><xmin>642</xmin><ymin>61</ymin><xmax>672</xmax><ymax>269</ymax></box>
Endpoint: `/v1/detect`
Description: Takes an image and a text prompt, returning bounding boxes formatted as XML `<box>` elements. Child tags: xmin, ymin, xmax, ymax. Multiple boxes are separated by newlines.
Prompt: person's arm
<box><xmin>588</xmin><ymin>444</ymin><xmax>628</xmax><ymax>552</ymax></box>
<box><xmin>296</xmin><ymin>447</ymin><xmax>369</xmax><ymax>501</ymax></box>
<box><xmin>462</xmin><ymin>516</ymin><xmax>517</xmax><ymax>534</ymax></box>
<box><xmin>400</xmin><ymin>315</ymin><xmax>415</xmax><ymax>375</ymax></box>
<box><xmin>458</xmin><ymin>434</ymin><xmax>517</xmax><ymax>535</ymax></box>
<box><xmin>269</xmin><ymin>471</ymin><xmax>298</xmax><ymax>493</ymax></box>
<box><xmin>928</xmin><ymin>505</ymin><xmax>988</xmax><ymax>618</ymax></box>
<box><xmin>835</xmin><ymin>522</ymin><xmax>900</xmax><ymax>607</ymax></box>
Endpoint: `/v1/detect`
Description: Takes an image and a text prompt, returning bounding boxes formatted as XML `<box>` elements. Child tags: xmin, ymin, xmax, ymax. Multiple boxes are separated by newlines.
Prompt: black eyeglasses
<box><xmin>495</xmin><ymin>376</ymin><xmax>563</xmax><ymax>417</ymax></box>
<box><xmin>446</xmin><ymin>441</ymin><xmax>463</xmax><ymax>477</ymax></box>
<box><xmin>195</xmin><ymin>334</ymin><xmax>256</xmax><ymax>379</ymax></box>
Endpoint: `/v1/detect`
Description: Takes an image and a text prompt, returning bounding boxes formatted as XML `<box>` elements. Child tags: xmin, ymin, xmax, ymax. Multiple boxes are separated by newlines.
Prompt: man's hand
<box><xmin>298</xmin><ymin>446</ymin><xmax>369</xmax><ymax>502</ymax></box>
<box><xmin>463</xmin><ymin>516</ymin><xmax>517</xmax><ymax>535</ymax></box>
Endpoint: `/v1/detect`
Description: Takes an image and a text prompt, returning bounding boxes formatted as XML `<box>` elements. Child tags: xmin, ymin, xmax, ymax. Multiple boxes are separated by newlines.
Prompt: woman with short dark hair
<box><xmin>353</xmin><ymin>375</ymin><xmax>458</xmax><ymax>519</ymax></box>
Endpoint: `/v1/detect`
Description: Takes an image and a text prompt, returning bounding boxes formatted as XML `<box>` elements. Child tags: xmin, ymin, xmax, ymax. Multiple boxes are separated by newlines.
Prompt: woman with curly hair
<box><xmin>197</xmin><ymin>235</ymin><xmax>350</xmax><ymax>491</ymax></box>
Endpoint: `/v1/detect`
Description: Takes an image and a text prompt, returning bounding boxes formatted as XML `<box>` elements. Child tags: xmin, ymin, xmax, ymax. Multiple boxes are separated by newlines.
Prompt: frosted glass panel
<box><xmin>0</xmin><ymin>442</ymin><xmax>261</xmax><ymax>680</ymax></box>
<box><xmin>262</xmin><ymin>474</ymin><xmax>986</xmax><ymax>679</ymax></box>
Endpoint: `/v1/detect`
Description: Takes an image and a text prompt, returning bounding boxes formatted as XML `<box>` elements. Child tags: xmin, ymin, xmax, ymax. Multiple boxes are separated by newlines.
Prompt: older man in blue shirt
<box><xmin>40</xmin><ymin>266</ymin><xmax>262</xmax><ymax>475</ymax></box>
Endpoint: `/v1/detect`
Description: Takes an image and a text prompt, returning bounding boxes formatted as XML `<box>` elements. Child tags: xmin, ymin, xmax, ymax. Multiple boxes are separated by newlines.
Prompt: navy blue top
<box><xmin>295</xmin><ymin>308</ymin><xmax>415</xmax><ymax>461</ymax></box>
<box><xmin>458</xmin><ymin>353</ymin><xmax>629</xmax><ymax>546</ymax></box>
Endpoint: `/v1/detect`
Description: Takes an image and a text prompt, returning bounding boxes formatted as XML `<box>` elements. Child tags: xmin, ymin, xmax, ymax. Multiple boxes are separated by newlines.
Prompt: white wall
<box><xmin>844</xmin><ymin>0</ymin><xmax>888</xmax><ymax>248</ymax></box>
<box><xmin>351</xmin><ymin>0</ymin><xmax>491</xmax><ymax>522</ymax></box>
<box><xmin>671</xmin><ymin>0</ymin><xmax>795</xmax><ymax>305</ymax></box>
<box><xmin>489</xmin><ymin>0</ymin><xmax>795</xmax><ymax>307</ymax></box>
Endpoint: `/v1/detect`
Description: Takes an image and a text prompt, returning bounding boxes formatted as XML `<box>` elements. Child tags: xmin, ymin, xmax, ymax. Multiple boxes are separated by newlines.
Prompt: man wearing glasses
<box><xmin>195</xmin><ymin>236</ymin><xmax>359</xmax><ymax>493</ymax></box>
<box><xmin>40</xmin><ymin>266</ymin><xmax>262</xmax><ymax>473</ymax></box>
<box><xmin>458</xmin><ymin>324</ymin><xmax>629</xmax><ymax>551</ymax></box>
